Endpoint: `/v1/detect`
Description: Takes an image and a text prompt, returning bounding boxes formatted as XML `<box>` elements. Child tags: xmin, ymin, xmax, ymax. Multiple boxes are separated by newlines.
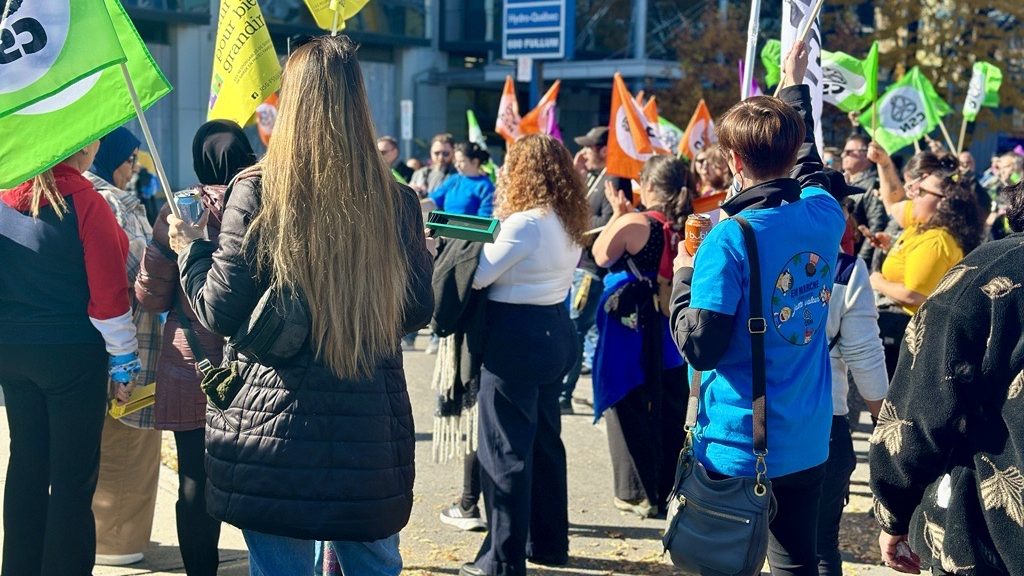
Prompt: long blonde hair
<box><xmin>247</xmin><ymin>35</ymin><xmax>409</xmax><ymax>380</ymax></box>
<box><xmin>30</xmin><ymin>170</ymin><xmax>68</xmax><ymax>218</ymax></box>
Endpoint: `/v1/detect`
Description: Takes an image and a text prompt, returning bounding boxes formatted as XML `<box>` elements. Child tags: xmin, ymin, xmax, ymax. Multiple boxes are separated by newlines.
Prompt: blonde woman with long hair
<box><xmin>168</xmin><ymin>35</ymin><xmax>434</xmax><ymax>574</ymax></box>
<box><xmin>0</xmin><ymin>144</ymin><xmax>139</xmax><ymax>576</ymax></box>
<box><xmin>461</xmin><ymin>135</ymin><xmax>588</xmax><ymax>576</ymax></box>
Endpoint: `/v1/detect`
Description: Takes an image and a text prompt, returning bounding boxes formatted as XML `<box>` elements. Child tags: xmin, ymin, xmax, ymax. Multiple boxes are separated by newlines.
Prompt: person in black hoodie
<box><xmin>167</xmin><ymin>35</ymin><xmax>433</xmax><ymax>574</ymax></box>
<box><xmin>869</xmin><ymin>180</ymin><xmax>1024</xmax><ymax>574</ymax></box>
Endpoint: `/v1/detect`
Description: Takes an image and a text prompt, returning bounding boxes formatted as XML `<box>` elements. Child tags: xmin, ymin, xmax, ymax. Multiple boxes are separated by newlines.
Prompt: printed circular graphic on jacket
<box><xmin>771</xmin><ymin>252</ymin><xmax>833</xmax><ymax>346</ymax></box>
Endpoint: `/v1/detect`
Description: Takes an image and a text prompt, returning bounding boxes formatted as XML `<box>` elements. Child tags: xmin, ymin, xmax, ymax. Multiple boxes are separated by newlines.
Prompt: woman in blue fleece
<box><xmin>421</xmin><ymin>142</ymin><xmax>495</xmax><ymax>217</ymax></box>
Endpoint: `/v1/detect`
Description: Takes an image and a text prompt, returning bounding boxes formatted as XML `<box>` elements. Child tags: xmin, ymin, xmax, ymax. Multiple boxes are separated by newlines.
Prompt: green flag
<box><xmin>859</xmin><ymin>67</ymin><xmax>952</xmax><ymax>154</ymax></box>
<box><xmin>761</xmin><ymin>39</ymin><xmax>782</xmax><ymax>88</ymax></box>
<box><xmin>822</xmin><ymin>42</ymin><xmax>879</xmax><ymax>113</ymax></box>
<box><xmin>0</xmin><ymin>0</ymin><xmax>172</xmax><ymax>188</ymax></box>
<box><xmin>657</xmin><ymin>117</ymin><xmax>684</xmax><ymax>155</ymax></box>
<box><xmin>963</xmin><ymin>61</ymin><xmax>1003</xmax><ymax>122</ymax></box>
<box><xmin>0</xmin><ymin>0</ymin><xmax>126</xmax><ymax>118</ymax></box>
<box><xmin>467</xmin><ymin>109</ymin><xmax>486</xmax><ymax>147</ymax></box>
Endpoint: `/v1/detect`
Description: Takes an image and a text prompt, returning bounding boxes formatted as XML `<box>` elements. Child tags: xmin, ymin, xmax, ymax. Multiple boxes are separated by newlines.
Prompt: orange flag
<box><xmin>520</xmin><ymin>80</ymin><xmax>561</xmax><ymax>136</ymax></box>
<box><xmin>642</xmin><ymin>96</ymin><xmax>671</xmax><ymax>155</ymax></box>
<box><xmin>495</xmin><ymin>76</ymin><xmax>521</xmax><ymax>144</ymax></box>
<box><xmin>606</xmin><ymin>73</ymin><xmax>667</xmax><ymax>181</ymax></box>
<box><xmin>634</xmin><ymin>90</ymin><xmax>646</xmax><ymax>106</ymax></box>
<box><xmin>256</xmin><ymin>92</ymin><xmax>279</xmax><ymax>146</ymax></box>
<box><xmin>679</xmin><ymin>99</ymin><xmax>717</xmax><ymax>160</ymax></box>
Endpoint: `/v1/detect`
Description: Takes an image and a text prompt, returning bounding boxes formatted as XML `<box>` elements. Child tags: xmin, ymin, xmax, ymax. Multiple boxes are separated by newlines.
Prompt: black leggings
<box><xmin>766</xmin><ymin>463</ymin><xmax>828</xmax><ymax>576</ymax></box>
<box><xmin>174</xmin><ymin>428</ymin><xmax>221</xmax><ymax>576</ymax></box>
<box><xmin>0</xmin><ymin>343</ymin><xmax>107</xmax><ymax>576</ymax></box>
<box><xmin>460</xmin><ymin>450</ymin><xmax>482</xmax><ymax>511</ymax></box>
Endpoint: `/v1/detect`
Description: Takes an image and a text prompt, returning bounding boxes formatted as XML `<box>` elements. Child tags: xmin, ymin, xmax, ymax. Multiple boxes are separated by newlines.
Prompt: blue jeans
<box><xmin>242</xmin><ymin>529</ymin><xmax>402</xmax><ymax>576</ymax></box>
<box><xmin>562</xmin><ymin>269</ymin><xmax>603</xmax><ymax>402</ymax></box>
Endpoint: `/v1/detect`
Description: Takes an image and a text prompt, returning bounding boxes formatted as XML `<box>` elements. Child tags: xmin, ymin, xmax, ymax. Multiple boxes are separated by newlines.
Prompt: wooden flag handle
<box><xmin>773</xmin><ymin>0</ymin><xmax>826</xmax><ymax>97</ymax></box>
<box><xmin>120</xmin><ymin>64</ymin><xmax>180</xmax><ymax>219</ymax></box>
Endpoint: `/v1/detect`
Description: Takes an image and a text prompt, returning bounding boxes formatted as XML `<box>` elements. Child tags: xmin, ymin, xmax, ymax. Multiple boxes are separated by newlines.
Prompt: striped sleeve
<box><xmin>75</xmin><ymin>190</ymin><xmax>137</xmax><ymax>355</ymax></box>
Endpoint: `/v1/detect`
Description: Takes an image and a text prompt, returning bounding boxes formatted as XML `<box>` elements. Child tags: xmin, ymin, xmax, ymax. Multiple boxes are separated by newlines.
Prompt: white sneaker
<box><xmin>424</xmin><ymin>339</ymin><xmax>439</xmax><ymax>355</ymax></box>
<box><xmin>440</xmin><ymin>503</ymin><xmax>487</xmax><ymax>531</ymax></box>
<box><xmin>613</xmin><ymin>497</ymin><xmax>656</xmax><ymax>518</ymax></box>
<box><xmin>95</xmin><ymin>553</ymin><xmax>144</xmax><ymax>566</ymax></box>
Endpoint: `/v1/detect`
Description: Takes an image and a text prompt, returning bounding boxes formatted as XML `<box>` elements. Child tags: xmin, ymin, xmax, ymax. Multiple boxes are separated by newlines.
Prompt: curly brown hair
<box><xmin>496</xmin><ymin>135</ymin><xmax>589</xmax><ymax>244</ymax></box>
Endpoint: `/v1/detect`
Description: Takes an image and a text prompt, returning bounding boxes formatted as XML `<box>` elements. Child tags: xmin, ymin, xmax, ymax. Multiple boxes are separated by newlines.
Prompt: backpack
<box><xmin>645</xmin><ymin>210</ymin><xmax>680</xmax><ymax>318</ymax></box>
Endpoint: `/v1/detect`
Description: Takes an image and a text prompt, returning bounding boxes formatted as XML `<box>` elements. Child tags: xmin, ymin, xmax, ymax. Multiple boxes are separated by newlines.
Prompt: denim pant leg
<box><xmin>562</xmin><ymin>271</ymin><xmax>602</xmax><ymax>401</ymax></box>
<box><xmin>330</xmin><ymin>534</ymin><xmax>403</xmax><ymax>576</ymax></box>
<box><xmin>242</xmin><ymin>529</ymin><xmax>315</xmax><ymax>576</ymax></box>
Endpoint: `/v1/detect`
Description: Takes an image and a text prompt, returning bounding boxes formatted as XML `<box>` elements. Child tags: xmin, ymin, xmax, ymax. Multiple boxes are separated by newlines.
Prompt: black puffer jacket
<box><xmin>178</xmin><ymin>175</ymin><xmax>433</xmax><ymax>541</ymax></box>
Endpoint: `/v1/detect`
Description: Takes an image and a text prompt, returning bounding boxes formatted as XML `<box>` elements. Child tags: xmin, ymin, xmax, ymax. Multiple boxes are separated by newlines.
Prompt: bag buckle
<box><xmin>747</xmin><ymin>317</ymin><xmax>767</xmax><ymax>334</ymax></box>
<box><xmin>754</xmin><ymin>450</ymin><xmax>769</xmax><ymax>497</ymax></box>
<box><xmin>196</xmin><ymin>358</ymin><xmax>213</xmax><ymax>376</ymax></box>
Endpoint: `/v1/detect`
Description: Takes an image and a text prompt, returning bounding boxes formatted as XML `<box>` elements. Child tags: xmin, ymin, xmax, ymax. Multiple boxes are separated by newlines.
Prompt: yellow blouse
<box><xmin>881</xmin><ymin>203</ymin><xmax>964</xmax><ymax>314</ymax></box>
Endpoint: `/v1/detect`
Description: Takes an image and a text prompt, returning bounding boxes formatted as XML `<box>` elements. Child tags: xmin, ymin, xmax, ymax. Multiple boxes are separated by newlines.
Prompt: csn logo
<box><xmin>0</xmin><ymin>0</ymin><xmax>47</xmax><ymax>65</ymax></box>
<box><xmin>0</xmin><ymin>0</ymin><xmax>71</xmax><ymax>94</ymax></box>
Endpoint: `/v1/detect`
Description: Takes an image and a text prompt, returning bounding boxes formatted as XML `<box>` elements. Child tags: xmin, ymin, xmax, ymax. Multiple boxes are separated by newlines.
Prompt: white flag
<box><xmin>781</xmin><ymin>0</ymin><xmax>823</xmax><ymax>156</ymax></box>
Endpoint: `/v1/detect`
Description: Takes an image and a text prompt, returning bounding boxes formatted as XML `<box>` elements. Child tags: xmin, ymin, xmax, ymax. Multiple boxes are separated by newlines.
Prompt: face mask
<box><xmin>729</xmin><ymin>175</ymin><xmax>743</xmax><ymax>198</ymax></box>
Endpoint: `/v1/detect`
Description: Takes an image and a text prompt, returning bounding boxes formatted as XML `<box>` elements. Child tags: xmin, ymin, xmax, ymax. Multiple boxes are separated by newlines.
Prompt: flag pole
<box><xmin>330</xmin><ymin>0</ymin><xmax>342</xmax><ymax>36</ymax></box>
<box><xmin>937</xmin><ymin>119</ymin><xmax>956</xmax><ymax>154</ymax></box>
<box><xmin>120</xmin><ymin>63</ymin><xmax>180</xmax><ymax>218</ymax></box>
<box><xmin>741</xmin><ymin>0</ymin><xmax>762</xmax><ymax>101</ymax></box>
<box><xmin>956</xmin><ymin>116</ymin><xmax>968</xmax><ymax>155</ymax></box>
<box><xmin>0</xmin><ymin>0</ymin><xmax>13</xmax><ymax>31</ymax></box>
<box><xmin>773</xmin><ymin>0</ymin><xmax>825</xmax><ymax>97</ymax></box>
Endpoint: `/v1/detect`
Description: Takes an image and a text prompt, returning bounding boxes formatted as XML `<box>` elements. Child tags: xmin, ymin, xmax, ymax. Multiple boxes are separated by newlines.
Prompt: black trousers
<box><xmin>816</xmin><ymin>416</ymin><xmax>857</xmax><ymax>576</ymax></box>
<box><xmin>0</xmin><ymin>343</ymin><xmax>108</xmax><ymax>576</ymax></box>
<box><xmin>174</xmin><ymin>428</ymin><xmax>222</xmax><ymax>576</ymax></box>
<box><xmin>605</xmin><ymin>365</ymin><xmax>688</xmax><ymax>511</ymax></box>
<box><xmin>766</xmin><ymin>463</ymin><xmax>828</xmax><ymax>576</ymax></box>
<box><xmin>459</xmin><ymin>450</ymin><xmax>482</xmax><ymax>510</ymax></box>
<box><xmin>473</xmin><ymin>302</ymin><xmax>575</xmax><ymax>576</ymax></box>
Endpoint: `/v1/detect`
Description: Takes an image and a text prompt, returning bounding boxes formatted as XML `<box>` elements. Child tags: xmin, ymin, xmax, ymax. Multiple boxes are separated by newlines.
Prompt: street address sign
<box><xmin>502</xmin><ymin>0</ymin><xmax>573</xmax><ymax>61</ymax></box>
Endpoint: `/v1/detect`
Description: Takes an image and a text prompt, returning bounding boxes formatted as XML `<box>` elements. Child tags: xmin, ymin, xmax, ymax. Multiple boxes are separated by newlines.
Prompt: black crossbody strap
<box><xmin>173</xmin><ymin>299</ymin><xmax>213</xmax><ymax>377</ymax></box>
<box><xmin>733</xmin><ymin>216</ymin><xmax>767</xmax><ymax>454</ymax></box>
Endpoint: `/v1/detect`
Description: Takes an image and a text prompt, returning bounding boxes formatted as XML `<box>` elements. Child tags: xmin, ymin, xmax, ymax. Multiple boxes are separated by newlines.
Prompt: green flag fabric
<box><xmin>467</xmin><ymin>109</ymin><xmax>486</xmax><ymax>147</ymax></box>
<box><xmin>0</xmin><ymin>0</ymin><xmax>172</xmax><ymax>188</ymax></box>
<box><xmin>963</xmin><ymin>61</ymin><xmax>1003</xmax><ymax>122</ymax></box>
<box><xmin>822</xmin><ymin>42</ymin><xmax>879</xmax><ymax>113</ymax></box>
<box><xmin>761</xmin><ymin>39</ymin><xmax>782</xmax><ymax>88</ymax></box>
<box><xmin>0</xmin><ymin>0</ymin><xmax>126</xmax><ymax>118</ymax></box>
<box><xmin>657</xmin><ymin>117</ymin><xmax>684</xmax><ymax>155</ymax></box>
<box><xmin>859</xmin><ymin>67</ymin><xmax>952</xmax><ymax>154</ymax></box>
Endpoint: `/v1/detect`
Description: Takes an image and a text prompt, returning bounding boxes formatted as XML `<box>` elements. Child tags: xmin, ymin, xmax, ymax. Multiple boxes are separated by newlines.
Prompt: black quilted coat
<box><xmin>178</xmin><ymin>175</ymin><xmax>434</xmax><ymax>541</ymax></box>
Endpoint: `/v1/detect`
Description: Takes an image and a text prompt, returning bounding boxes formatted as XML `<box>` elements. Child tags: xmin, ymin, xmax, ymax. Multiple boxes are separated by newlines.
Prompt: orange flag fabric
<box><xmin>495</xmin><ymin>76</ymin><xmax>522</xmax><ymax>144</ymax></box>
<box><xmin>520</xmin><ymin>80</ymin><xmax>561</xmax><ymax>136</ymax></box>
<box><xmin>606</xmin><ymin>73</ymin><xmax>667</xmax><ymax>181</ymax></box>
<box><xmin>256</xmin><ymin>92</ymin><xmax>279</xmax><ymax>146</ymax></box>
<box><xmin>679</xmin><ymin>99</ymin><xmax>717</xmax><ymax>160</ymax></box>
<box><xmin>642</xmin><ymin>96</ymin><xmax>671</xmax><ymax>155</ymax></box>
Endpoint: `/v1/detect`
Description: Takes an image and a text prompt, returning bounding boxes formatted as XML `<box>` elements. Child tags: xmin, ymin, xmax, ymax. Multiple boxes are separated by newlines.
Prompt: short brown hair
<box><xmin>716</xmin><ymin>96</ymin><xmax>805</xmax><ymax>181</ymax></box>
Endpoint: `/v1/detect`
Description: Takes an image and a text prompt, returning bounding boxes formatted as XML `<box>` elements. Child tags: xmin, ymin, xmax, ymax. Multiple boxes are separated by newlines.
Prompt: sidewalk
<box><xmin>0</xmin><ymin>345</ymin><xmax>893</xmax><ymax>575</ymax></box>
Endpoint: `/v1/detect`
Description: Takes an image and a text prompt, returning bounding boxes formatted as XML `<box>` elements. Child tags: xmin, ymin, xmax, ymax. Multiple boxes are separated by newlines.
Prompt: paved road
<box><xmin>0</xmin><ymin>337</ymin><xmax>892</xmax><ymax>575</ymax></box>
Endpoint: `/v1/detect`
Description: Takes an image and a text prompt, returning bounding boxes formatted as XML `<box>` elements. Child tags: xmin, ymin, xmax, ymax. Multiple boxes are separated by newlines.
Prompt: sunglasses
<box><xmin>432</xmin><ymin>150</ymin><xmax>452</xmax><ymax>158</ymax></box>
<box><xmin>841</xmin><ymin>148</ymin><xmax>867</xmax><ymax>157</ymax></box>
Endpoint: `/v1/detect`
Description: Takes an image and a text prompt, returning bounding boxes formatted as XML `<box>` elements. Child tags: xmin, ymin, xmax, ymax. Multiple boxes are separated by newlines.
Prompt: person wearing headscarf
<box><xmin>84</xmin><ymin>126</ymin><xmax>164</xmax><ymax>567</ymax></box>
<box><xmin>134</xmin><ymin>119</ymin><xmax>256</xmax><ymax>576</ymax></box>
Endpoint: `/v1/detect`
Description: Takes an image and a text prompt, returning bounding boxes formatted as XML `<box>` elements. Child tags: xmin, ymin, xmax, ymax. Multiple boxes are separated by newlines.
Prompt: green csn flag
<box><xmin>761</xmin><ymin>39</ymin><xmax>782</xmax><ymax>88</ymax></box>
<box><xmin>0</xmin><ymin>0</ymin><xmax>126</xmax><ymax>118</ymax></box>
<box><xmin>822</xmin><ymin>41</ymin><xmax>879</xmax><ymax>113</ymax></box>
<box><xmin>657</xmin><ymin>117</ymin><xmax>684</xmax><ymax>156</ymax></box>
<box><xmin>0</xmin><ymin>0</ymin><xmax>172</xmax><ymax>188</ymax></box>
<box><xmin>467</xmin><ymin>109</ymin><xmax>486</xmax><ymax>147</ymax></box>
<box><xmin>859</xmin><ymin>67</ymin><xmax>952</xmax><ymax>154</ymax></box>
<box><xmin>963</xmin><ymin>61</ymin><xmax>1003</xmax><ymax>122</ymax></box>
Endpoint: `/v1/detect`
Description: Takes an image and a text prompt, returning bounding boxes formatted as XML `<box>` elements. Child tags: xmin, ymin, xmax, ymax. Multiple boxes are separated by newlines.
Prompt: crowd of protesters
<box><xmin>2</xmin><ymin>33</ymin><xmax>1024</xmax><ymax>576</ymax></box>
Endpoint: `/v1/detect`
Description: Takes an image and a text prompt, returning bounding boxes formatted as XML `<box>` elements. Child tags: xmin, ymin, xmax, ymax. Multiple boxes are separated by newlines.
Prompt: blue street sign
<box><xmin>502</xmin><ymin>0</ymin><xmax>574</xmax><ymax>60</ymax></box>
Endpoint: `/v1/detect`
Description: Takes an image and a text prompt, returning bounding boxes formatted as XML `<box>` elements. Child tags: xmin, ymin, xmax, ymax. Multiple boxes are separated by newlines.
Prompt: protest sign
<box><xmin>822</xmin><ymin>41</ymin><xmax>878</xmax><ymax>113</ymax></box>
<box><xmin>208</xmin><ymin>0</ymin><xmax>282</xmax><ymax>128</ymax></box>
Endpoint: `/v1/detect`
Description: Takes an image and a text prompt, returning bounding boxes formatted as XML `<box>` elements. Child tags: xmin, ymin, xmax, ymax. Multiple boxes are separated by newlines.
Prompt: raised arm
<box><xmin>778</xmin><ymin>42</ymin><xmax>830</xmax><ymax>194</ymax></box>
<box><xmin>867</xmin><ymin>142</ymin><xmax>907</xmax><ymax>220</ymax></box>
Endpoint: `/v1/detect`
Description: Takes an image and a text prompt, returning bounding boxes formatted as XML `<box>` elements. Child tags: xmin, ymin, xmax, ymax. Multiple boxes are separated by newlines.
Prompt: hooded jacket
<box><xmin>177</xmin><ymin>174</ymin><xmax>434</xmax><ymax>541</ymax></box>
<box><xmin>0</xmin><ymin>164</ymin><xmax>135</xmax><ymax>355</ymax></box>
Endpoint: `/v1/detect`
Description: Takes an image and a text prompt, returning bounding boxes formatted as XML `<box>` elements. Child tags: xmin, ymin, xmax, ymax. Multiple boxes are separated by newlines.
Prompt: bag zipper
<box><xmin>677</xmin><ymin>495</ymin><xmax>751</xmax><ymax>524</ymax></box>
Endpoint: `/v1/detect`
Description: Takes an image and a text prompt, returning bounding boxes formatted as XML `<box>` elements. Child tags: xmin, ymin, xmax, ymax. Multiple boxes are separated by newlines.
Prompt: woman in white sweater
<box><xmin>460</xmin><ymin>135</ymin><xmax>589</xmax><ymax>576</ymax></box>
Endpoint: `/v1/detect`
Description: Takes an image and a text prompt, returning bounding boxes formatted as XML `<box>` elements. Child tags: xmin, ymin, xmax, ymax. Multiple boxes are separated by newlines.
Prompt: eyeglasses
<box><xmin>918</xmin><ymin>187</ymin><xmax>946</xmax><ymax>199</ymax></box>
<box><xmin>841</xmin><ymin>149</ymin><xmax>867</xmax><ymax>157</ymax></box>
<box><xmin>124</xmin><ymin>154</ymin><xmax>138</xmax><ymax>168</ymax></box>
<box><xmin>694</xmin><ymin>157</ymin><xmax>707</xmax><ymax>165</ymax></box>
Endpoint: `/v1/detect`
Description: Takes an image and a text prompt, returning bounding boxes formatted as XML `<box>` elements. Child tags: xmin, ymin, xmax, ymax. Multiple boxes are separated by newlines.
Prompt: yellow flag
<box><xmin>208</xmin><ymin>0</ymin><xmax>282</xmax><ymax>127</ymax></box>
<box><xmin>304</xmin><ymin>0</ymin><xmax>371</xmax><ymax>31</ymax></box>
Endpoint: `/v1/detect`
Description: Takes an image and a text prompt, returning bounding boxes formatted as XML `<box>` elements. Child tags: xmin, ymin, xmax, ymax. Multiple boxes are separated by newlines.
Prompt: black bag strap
<box><xmin>685</xmin><ymin>215</ymin><xmax>768</xmax><ymax>457</ymax></box>
<box><xmin>173</xmin><ymin>298</ymin><xmax>213</xmax><ymax>377</ymax></box>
